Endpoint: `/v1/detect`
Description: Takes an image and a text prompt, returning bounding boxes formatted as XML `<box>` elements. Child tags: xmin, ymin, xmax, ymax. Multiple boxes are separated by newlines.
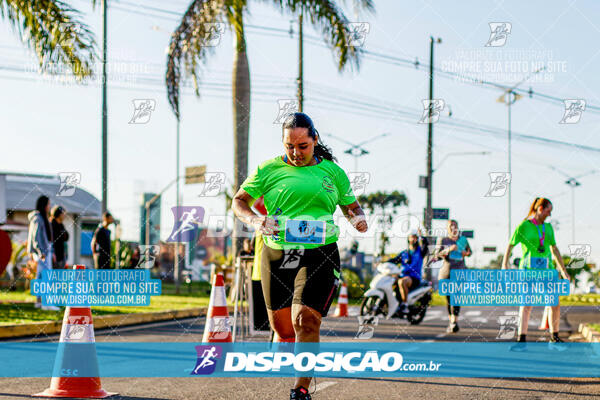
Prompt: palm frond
<box><xmin>271</xmin><ymin>0</ymin><xmax>365</xmax><ymax>72</ymax></box>
<box><xmin>0</xmin><ymin>0</ymin><xmax>97</xmax><ymax>80</ymax></box>
<box><xmin>166</xmin><ymin>0</ymin><xmax>228</xmax><ymax>119</ymax></box>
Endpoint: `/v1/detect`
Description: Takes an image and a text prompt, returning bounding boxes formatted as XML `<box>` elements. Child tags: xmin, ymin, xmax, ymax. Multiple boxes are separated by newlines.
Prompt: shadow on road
<box><xmin>335</xmin><ymin>377</ymin><xmax>600</xmax><ymax>397</ymax></box>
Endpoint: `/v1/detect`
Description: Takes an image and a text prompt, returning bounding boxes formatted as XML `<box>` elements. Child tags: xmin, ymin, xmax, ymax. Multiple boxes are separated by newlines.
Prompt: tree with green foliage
<box><xmin>1</xmin><ymin>0</ymin><xmax>97</xmax><ymax>79</ymax></box>
<box><xmin>357</xmin><ymin>190</ymin><xmax>408</xmax><ymax>257</ymax></box>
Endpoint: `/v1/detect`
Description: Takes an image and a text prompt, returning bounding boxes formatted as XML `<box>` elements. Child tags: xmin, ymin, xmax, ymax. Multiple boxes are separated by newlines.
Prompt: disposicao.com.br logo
<box><xmin>189</xmin><ymin>345</ymin><xmax>441</xmax><ymax>377</ymax></box>
<box><xmin>223</xmin><ymin>351</ymin><xmax>441</xmax><ymax>373</ymax></box>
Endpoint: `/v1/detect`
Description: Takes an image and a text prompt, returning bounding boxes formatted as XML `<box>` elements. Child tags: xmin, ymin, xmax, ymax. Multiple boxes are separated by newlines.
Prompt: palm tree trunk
<box><xmin>231</xmin><ymin>26</ymin><xmax>250</xmax><ymax>259</ymax></box>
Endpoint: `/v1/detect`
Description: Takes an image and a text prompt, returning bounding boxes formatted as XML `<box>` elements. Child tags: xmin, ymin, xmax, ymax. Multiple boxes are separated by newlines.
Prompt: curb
<box><xmin>0</xmin><ymin>307</ymin><xmax>208</xmax><ymax>339</ymax></box>
<box><xmin>578</xmin><ymin>323</ymin><xmax>600</xmax><ymax>343</ymax></box>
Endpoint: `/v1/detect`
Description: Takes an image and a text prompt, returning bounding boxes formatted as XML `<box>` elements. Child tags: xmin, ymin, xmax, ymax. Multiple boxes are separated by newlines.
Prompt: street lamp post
<box><xmin>549</xmin><ymin>166</ymin><xmax>597</xmax><ymax>243</ymax></box>
<box><xmin>322</xmin><ymin>132</ymin><xmax>390</xmax><ymax>171</ymax></box>
<box><xmin>496</xmin><ymin>67</ymin><xmax>545</xmax><ymax>239</ymax></box>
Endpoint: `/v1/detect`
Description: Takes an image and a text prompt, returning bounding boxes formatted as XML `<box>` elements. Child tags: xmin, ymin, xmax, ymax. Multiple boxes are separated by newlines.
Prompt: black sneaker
<box><xmin>548</xmin><ymin>335</ymin><xmax>567</xmax><ymax>351</ymax></box>
<box><xmin>290</xmin><ymin>386</ymin><xmax>312</xmax><ymax>400</ymax></box>
<box><xmin>510</xmin><ymin>342</ymin><xmax>527</xmax><ymax>352</ymax></box>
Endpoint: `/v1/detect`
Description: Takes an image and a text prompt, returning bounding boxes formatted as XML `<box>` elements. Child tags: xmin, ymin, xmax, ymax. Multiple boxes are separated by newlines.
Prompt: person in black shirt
<box><xmin>91</xmin><ymin>212</ymin><xmax>114</xmax><ymax>269</ymax></box>
<box><xmin>50</xmin><ymin>206</ymin><xmax>69</xmax><ymax>269</ymax></box>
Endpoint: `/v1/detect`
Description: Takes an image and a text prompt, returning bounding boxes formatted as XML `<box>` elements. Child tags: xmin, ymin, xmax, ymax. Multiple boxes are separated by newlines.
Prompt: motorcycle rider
<box><xmin>388</xmin><ymin>229</ymin><xmax>429</xmax><ymax>313</ymax></box>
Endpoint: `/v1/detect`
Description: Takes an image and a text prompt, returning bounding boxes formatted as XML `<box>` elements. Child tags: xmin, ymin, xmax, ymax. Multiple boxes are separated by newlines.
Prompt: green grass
<box><xmin>0</xmin><ymin>281</ymin><xmax>211</xmax><ymax>325</ymax></box>
<box><xmin>589</xmin><ymin>324</ymin><xmax>600</xmax><ymax>333</ymax></box>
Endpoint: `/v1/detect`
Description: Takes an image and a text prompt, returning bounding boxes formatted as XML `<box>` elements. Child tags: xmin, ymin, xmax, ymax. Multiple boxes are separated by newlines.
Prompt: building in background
<box><xmin>0</xmin><ymin>172</ymin><xmax>102</xmax><ymax>266</ymax></box>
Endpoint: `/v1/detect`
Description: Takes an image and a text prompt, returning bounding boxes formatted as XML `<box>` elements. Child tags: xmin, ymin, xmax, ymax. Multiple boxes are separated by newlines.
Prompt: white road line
<box><xmin>314</xmin><ymin>381</ymin><xmax>338</xmax><ymax>392</ymax></box>
<box><xmin>435</xmin><ymin>332</ymin><xmax>447</xmax><ymax>338</ymax></box>
<box><xmin>464</xmin><ymin>310</ymin><xmax>482</xmax><ymax>317</ymax></box>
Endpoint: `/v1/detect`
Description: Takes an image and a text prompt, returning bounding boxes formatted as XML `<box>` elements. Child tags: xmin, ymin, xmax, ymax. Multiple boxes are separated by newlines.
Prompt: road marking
<box><xmin>435</xmin><ymin>332</ymin><xmax>447</xmax><ymax>338</ymax></box>
<box><xmin>464</xmin><ymin>310</ymin><xmax>482</xmax><ymax>317</ymax></box>
<box><xmin>315</xmin><ymin>381</ymin><xmax>337</xmax><ymax>392</ymax></box>
<box><xmin>504</xmin><ymin>310</ymin><xmax>519</xmax><ymax>315</ymax></box>
<box><xmin>423</xmin><ymin>310</ymin><xmax>443</xmax><ymax>322</ymax></box>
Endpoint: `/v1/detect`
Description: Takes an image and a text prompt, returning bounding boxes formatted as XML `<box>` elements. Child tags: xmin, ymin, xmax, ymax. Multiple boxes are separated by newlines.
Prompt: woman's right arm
<box><xmin>232</xmin><ymin>189</ymin><xmax>279</xmax><ymax>235</ymax></box>
<box><xmin>502</xmin><ymin>244</ymin><xmax>514</xmax><ymax>269</ymax></box>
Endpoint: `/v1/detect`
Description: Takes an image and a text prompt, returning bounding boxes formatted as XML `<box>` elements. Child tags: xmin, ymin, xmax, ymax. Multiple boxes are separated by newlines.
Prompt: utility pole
<box><xmin>174</xmin><ymin>120</ymin><xmax>181</xmax><ymax>294</ymax></box>
<box><xmin>101</xmin><ymin>0</ymin><xmax>108</xmax><ymax>213</ymax></box>
<box><xmin>425</xmin><ymin>37</ymin><xmax>441</xmax><ymax>238</ymax></box>
<box><xmin>297</xmin><ymin>8</ymin><xmax>303</xmax><ymax>112</ymax></box>
<box><xmin>424</xmin><ymin>36</ymin><xmax>441</xmax><ymax>282</ymax></box>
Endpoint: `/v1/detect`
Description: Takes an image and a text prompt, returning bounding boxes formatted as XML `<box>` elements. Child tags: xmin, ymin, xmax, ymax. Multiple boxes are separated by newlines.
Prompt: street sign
<box><xmin>483</xmin><ymin>246</ymin><xmax>497</xmax><ymax>252</ymax></box>
<box><xmin>185</xmin><ymin>165</ymin><xmax>206</xmax><ymax>184</ymax></box>
<box><xmin>419</xmin><ymin>175</ymin><xmax>428</xmax><ymax>188</ymax></box>
<box><xmin>461</xmin><ymin>230</ymin><xmax>474</xmax><ymax>238</ymax></box>
<box><xmin>195</xmin><ymin>245</ymin><xmax>208</xmax><ymax>260</ymax></box>
<box><xmin>424</xmin><ymin>208</ymin><xmax>449</xmax><ymax>220</ymax></box>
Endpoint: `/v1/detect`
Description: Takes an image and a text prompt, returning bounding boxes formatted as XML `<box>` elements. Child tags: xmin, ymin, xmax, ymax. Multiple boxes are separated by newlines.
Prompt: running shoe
<box><xmin>446</xmin><ymin>322</ymin><xmax>459</xmax><ymax>333</ymax></box>
<box><xmin>290</xmin><ymin>386</ymin><xmax>311</xmax><ymax>400</ymax></box>
<box><xmin>509</xmin><ymin>342</ymin><xmax>527</xmax><ymax>352</ymax></box>
<box><xmin>548</xmin><ymin>336</ymin><xmax>567</xmax><ymax>351</ymax></box>
<box><xmin>400</xmin><ymin>303</ymin><xmax>409</xmax><ymax>314</ymax></box>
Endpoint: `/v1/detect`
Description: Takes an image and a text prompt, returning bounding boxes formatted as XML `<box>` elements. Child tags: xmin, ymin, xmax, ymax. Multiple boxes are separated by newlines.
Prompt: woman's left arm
<box><xmin>462</xmin><ymin>241</ymin><xmax>472</xmax><ymax>258</ymax></box>
<box><xmin>339</xmin><ymin>201</ymin><xmax>368</xmax><ymax>233</ymax></box>
<box><xmin>551</xmin><ymin>245</ymin><xmax>571</xmax><ymax>280</ymax></box>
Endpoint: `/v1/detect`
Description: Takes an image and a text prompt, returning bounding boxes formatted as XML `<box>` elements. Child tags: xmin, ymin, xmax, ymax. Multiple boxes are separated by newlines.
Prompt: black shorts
<box><xmin>260</xmin><ymin>242</ymin><xmax>341</xmax><ymax>317</ymax></box>
<box><xmin>407</xmin><ymin>276</ymin><xmax>421</xmax><ymax>291</ymax></box>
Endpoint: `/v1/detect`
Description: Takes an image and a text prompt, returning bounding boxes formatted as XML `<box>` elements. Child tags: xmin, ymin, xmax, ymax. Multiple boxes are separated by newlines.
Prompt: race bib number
<box><xmin>284</xmin><ymin>220</ymin><xmax>326</xmax><ymax>244</ymax></box>
<box><xmin>529</xmin><ymin>257</ymin><xmax>549</xmax><ymax>269</ymax></box>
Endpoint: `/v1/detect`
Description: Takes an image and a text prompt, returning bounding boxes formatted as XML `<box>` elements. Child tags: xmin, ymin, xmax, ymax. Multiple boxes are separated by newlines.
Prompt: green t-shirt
<box><xmin>241</xmin><ymin>156</ymin><xmax>356</xmax><ymax>250</ymax></box>
<box><xmin>510</xmin><ymin>219</ymin><xmax>556</xmax><ymax>269</ymax></box>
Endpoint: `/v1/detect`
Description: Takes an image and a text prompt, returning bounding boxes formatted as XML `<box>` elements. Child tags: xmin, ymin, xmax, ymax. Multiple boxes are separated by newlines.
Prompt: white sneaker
<box><xmin>41</xmin><ymin>305</ymin><xmax>60</xmax><ymax>311</ymax></box>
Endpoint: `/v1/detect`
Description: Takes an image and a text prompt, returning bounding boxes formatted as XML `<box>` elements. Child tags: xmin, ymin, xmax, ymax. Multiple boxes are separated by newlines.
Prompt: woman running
<box><xmin>502</xmin><ymin>197</ymin><xmax>570</xmax><ymax>350</ymax></box>
<box><xmin>435</xmin><ymin>219</ymin><xmax>471</xmax><ymax>333</ymax></box>
<box><xmin>232</xmin><ymin>112</ymin><xmax>368</xmax><ymax>400</ymax></box>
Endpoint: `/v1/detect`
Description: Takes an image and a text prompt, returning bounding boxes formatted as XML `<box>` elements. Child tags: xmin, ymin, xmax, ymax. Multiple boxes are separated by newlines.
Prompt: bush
<box><xmin>341</xmin><ymin>268</ymin><xmax>366</xmax><ymax>299</ymax></box>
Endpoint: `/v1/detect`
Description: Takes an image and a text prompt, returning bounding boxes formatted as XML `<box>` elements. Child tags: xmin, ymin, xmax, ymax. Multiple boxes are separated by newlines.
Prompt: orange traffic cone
<box><xmin>539</xmin><ymin>306</ymin><xmax>550</xmax><ymax>330</ymax></box>
<box><xmin>333</xmin><ymin>282</ymin><xmax>349</xmax><ymax>317</ymax></box>
<box><xmin>34</xmin><ymin>265</ymin><xmax>116</xmax><ymax>399</ymax></box>
<box><xmin>202</xmin><ymin>273</ymin><xmax>233</xmax><ymax>342</ymax></box>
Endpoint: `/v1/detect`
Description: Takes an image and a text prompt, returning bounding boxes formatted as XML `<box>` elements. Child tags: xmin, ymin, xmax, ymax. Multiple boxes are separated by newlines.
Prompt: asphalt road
<box><xmin>2</xmin><ymin>305</ymin><xmax>599</xmax><ymax>400</ymax></box>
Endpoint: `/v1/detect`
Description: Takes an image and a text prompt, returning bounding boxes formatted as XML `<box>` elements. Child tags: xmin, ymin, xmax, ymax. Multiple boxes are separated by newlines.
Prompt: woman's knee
<box><xmin>293</xmin><ymin>308</ymin><xmax>321</xmax><ymax>335</ymax></box>
<box><xmin>270</xmin><ymin>309</ymin><xmax>295</xmax><ymax>339</ymax></box>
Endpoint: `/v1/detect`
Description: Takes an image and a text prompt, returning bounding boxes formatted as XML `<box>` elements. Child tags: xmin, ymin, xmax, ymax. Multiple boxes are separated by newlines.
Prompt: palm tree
<box><xmin>1</xmin><ymin>0</ymin><xmax>97</xmax><ymax>79</ymax></box>
<box><xmin>166</xmin><ymin>0</ymin><xmax>374</xmax><ymax>255</ymax></box>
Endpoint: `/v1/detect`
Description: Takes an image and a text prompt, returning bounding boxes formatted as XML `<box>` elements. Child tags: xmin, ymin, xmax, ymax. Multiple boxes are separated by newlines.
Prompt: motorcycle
<box><xmin>360</xmin><ymin>261</ymin><xmax>433</xmax><ymax>325</ymax></box>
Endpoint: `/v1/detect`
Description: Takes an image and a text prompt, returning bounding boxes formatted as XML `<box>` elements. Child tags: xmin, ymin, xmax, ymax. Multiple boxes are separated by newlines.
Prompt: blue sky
<box><xmin>2</xmin><ymin>0</ymin><xmax>600</xmax><ymax>266</ymax></box>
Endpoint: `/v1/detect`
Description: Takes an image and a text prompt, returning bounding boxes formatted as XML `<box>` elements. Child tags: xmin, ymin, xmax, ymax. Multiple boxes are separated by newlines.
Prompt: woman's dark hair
<box><xmin>51</xmin><ymin>205</ymin><xmax>65</xmax><ymax>219</ymax></box>
<box><xmin>282</xmin><ymin>112</ymin><xmax>337</xmax><ymax>162</ymax></box>
<box><xmin>35</xmin><ymin>195</ymin><xmax>52</xmax><ymax>241</ymax></box>
<box><xmin>526</xmin><ymin>197</ymin><xmax>552</xmax><ymax>219</ymax></box>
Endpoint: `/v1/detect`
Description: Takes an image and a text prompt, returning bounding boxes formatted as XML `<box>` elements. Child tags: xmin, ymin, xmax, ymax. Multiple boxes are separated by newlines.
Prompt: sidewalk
<box><xmin>0</xmin><ymin>307</ymin><xmax>208</xmax><ymax>339</ymax></box>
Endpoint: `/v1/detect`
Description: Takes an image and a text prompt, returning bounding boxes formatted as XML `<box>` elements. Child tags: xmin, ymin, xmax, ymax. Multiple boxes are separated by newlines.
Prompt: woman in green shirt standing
<box><xmin>232</xmin><ymin>112</ymin><xmax>368</xmax><ymax>400</ymax></box>
<box><xmin>502</xmin><ymin>197</ymin><xmax>570</xmax><ymax>350</ymax></box>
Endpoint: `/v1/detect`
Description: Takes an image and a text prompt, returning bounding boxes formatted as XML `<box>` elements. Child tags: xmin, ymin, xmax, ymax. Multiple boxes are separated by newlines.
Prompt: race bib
<box><xmin>529</xmin><ymin>257</ymin><xmax>549</xmax><ymax>269</ymax></box>
<box><xmin>284</xmin><ymin>220</ymin><xmax>326</xmax><ymax>244</ymax></box>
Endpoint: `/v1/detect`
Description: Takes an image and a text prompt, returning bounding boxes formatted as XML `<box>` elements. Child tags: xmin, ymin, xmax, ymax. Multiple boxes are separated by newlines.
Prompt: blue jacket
<box><xmin>389</xmin><ymin>237</ymin><xmax>429</xmax><ymax>281</ymax></box>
